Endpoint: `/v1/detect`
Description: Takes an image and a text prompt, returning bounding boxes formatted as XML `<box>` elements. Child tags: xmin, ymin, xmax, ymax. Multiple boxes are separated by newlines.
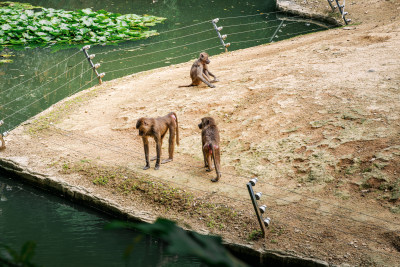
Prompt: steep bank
<box><xmin>1</xmin><ymin>0</ymin><xmax>400</xmax><ymax>266</ymax></box>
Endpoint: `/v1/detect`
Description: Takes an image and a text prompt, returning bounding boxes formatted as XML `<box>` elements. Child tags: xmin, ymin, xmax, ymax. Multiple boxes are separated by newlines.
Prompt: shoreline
<box><xmin>0</xmin><ymin>155</ymin><xmax>330</xmax><ymax>266</ymax></box>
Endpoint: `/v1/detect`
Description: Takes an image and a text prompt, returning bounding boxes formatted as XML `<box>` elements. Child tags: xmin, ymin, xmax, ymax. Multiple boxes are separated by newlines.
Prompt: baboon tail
<box><xmin>178</xmin><ymin>84</ymin><xmax>193</xmax><ymax>88</ymax></box>
<box><xmin>173</xmin><ymin>112</ymin><xmax>179</xmax><ymax>146</ymax></box>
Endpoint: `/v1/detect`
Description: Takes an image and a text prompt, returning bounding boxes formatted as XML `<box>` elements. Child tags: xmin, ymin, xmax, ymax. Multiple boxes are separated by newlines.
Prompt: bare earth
<box><xmin>1</xmin><ymin>0</ymin><xmax>400</xmax><ymax>266</ymax></box>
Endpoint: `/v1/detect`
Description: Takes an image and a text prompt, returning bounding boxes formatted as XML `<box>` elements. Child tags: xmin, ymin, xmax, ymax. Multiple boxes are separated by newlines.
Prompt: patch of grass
<box><xmin>93</xmin><ymin>175</ymin><xmax>109</xmax><ymax>185</ymax></box>
<box><xmin>58</xmin><ymin>160</ymin><xmax>255</xmax><ymax>234</ymax></box>
<box><xmin>247</xmin><ymin>229</ymin><xmax>263</xmax><ymax>241</ymax></box>
<box><xmin>27</xmin><ymin>85</ymin><xmax>104</xmax><ymax>135</ymax></box>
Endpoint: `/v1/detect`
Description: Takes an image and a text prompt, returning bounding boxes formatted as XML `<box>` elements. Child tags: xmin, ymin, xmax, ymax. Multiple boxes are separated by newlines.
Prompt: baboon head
<box><xmin>198</xmin><ymin>117</ymin><xmax>216</xmax><ymax>129</ymax></box>
<box><xmin>136</xmin><ymin>118</ymin><xmax>151</xmax><ymax>136</ymax></box>
<box><xmin>199</xmin><ymin>52</ymin><xmax>210</xmax><ymax>64</ymax></box>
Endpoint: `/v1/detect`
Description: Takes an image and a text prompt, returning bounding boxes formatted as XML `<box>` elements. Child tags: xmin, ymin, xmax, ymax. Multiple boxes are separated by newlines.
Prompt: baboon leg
<box><xmin>162</xmin><ymin>126</ymin><xmax>175</xmax><ymax>164</ymax></box>
<box><xmin>205</xmin><ymin>70</ymin><xmax>219</xmax><ymax>82</ymax></box>
<box><xmin>203</xmin><ymin>149</ymin><xmax>208</xmax><ymax>168</ymax></box>
<box><xmin>205</xmin><ymin>151</ymin><xmax>213</xmax><ymax>172</ymax></box>
<box><xmin>154</xmin><ymin>136</ymin><xmax>162</xmax><ymax>170</ymax></box>
<box><xmin>142</xmin><ymin>137</ymin><xmax>150</xmax><ymax>170</ymax></box>
<box><xmin>151</xmin><ymin>138</ymin><xmax>163</xmax><ymax>161</ymax></box>
<box><xmin>211</xmin><ymin>148</ymin><xmax>221</xmax><ymax>182</ymax></box>
<box><xmin>199</xmin><ymin>75</ymin><xmax>215</xmax><ymax>88</ymax></box>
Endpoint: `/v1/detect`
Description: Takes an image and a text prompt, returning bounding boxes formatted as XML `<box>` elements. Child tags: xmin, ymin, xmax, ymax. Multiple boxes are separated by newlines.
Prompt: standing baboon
<box><xmin>0</xmin><ymin>134</ymin><xmax>5</xmax><ymax>150</ymax></box>
<box><xmin>136</xmin><ymin>112</ymin><xmax>179</xmax><ymax>170</ymax></box>
<box><xmin>179</xmin><ymin>52</ymin><xmax>218</xmax><ymax>88</ymax></box>
<box><xmin>198</xmin><ymin>117</ymin><xmax>221</xmax><ymax>182</ymax></box>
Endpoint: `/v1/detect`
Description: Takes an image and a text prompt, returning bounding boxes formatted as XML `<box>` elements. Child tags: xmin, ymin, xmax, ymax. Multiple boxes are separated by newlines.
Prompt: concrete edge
<box><xmin>276</xmin><ymin>0</ymin><xmax>342</xmax><ymax>27</ymax></box>
<box><xmin>0</xmin><ymin>157</ymin><xmax>331</xmax><ymax>267</ymax></box>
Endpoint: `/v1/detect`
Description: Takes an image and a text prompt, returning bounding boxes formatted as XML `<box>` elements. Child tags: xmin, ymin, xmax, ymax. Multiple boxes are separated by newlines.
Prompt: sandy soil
<box><xmin>1</xmin><ymin>0</ymin><xmax>400</xmax><ymax>265</ymax></box>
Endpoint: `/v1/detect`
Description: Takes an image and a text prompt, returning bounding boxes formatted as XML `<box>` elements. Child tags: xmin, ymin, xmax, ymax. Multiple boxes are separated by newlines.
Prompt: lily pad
<box><xmin>0</xmin><ymin>2</ymin><xmax>166</xmax><ymax>45</ymax></box>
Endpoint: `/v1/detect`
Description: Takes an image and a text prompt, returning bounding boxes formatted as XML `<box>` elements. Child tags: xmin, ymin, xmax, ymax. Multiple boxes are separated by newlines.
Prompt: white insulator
<box><xmin>259</xmin><ymin>205</ymin><xmax>267</xmax><ymax>214</ymax></box>
<box><xmin>3</xmin><ymin>131</ymin><xmax>9</xmax><ymax>137</ymax></box>
<box><xmin>83</xmin><ymin>45</ymin><xmax>90</xmax><ymax>50</ymax></box>
<box><xmin>340</xmin><ymin>4</ymin><xmax>344</xmax><ymax>8</ymax></box>
<box><xmin>255</xmin><ymin>192</ymin><xmax>262</xmax><ymax>200</ymax></box>
<box><xmin>343</xmin><ymin>11</ymin><xmax>348</xmax><ymax>15</ymax></box>
<box><xmin>346</xmin><ymin>18</ymin><xmax>352</xmax><ymax>22</ymax></box>
<box><xmin>264</xmin><ymin>217</ymin><xmax>271</xmax><ymax>227</ymax></box>
<box><xmin>212</xmin><ymin>18</ymin><xmax>219</xmax><ymax>24</ymax></box>
<box><xmin>0</xmin><ymin>120</ymin><xmax>3</xmax><ymax>127</ymax></box>
<box><xmin>98</xmin><ymin>73</ymin><xmax>105</xmax><ymax>78</ymax></box>
<box><xmin>249</xmin><ymin>178</ymin><xmax>258</xmax><ymax>186</ymax></box>
<box><xmin>94</xmin><ymin>63</ymin><xmax>100</xmax><ymax>69</ymax></box>
<box><xmin>217</xmin><ymin>26</ymin><xmax>223</xmax><ymax>31</ymax></box>
<box><xmin>89</xmin><ymin>54</ymin><xmax>95</xmax><ymax>59</ymax></box>
<box><xmin>221</xmin><ymin>34</ymin><xmax>227</xmax><ymax>40</ymax></box>
<box><xmin>225</xmin><ymin>43</ymin><xmax>231</xmax><ymax>48</ymax></box>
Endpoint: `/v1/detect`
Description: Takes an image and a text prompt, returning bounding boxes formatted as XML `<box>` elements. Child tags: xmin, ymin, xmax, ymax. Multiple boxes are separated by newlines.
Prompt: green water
<box><xmin>0</xmin><ymin>173</ymin><xmax>206</xmax><ymax>266</ymax></box>
<box><xmin>0</xmin><ymin>1</ymin><xmax>331</xmax><ymax>266</ymax></box>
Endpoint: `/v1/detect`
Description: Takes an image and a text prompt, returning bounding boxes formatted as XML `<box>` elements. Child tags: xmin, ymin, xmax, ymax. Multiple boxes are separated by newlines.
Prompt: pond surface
<box><xmin>0</xmin><ymin>173</ymin><xmax>205</xmax><ymax>266</ymax></box>
<box><xmin>0</xmin><ymin>1</ymin><xmax>331</xmax><ymax>266</ymax></box>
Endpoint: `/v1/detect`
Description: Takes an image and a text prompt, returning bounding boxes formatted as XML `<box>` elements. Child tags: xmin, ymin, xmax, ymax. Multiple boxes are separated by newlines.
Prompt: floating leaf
<box><xmin>0</xmin><ymin>3</ymin><xmax>166</xmax><ymax>45</ymax></box>
<box><xmin>1</xmin><ymin>24</ymin><xmax>11</xmax><ymax>31</ymax></box>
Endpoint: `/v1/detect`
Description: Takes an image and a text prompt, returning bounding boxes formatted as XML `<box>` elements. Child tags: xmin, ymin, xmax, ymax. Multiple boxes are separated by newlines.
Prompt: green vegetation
<box><xmin>59</xmin><ymin>160</ymin><xmax>253</xmax><ymax>233</ymax></box>
<box><xmin>0</xmin><ymin>2</ymin><xmax>165</xmax><ymax>45</ymax></box>
<box><xmin>107</xmin><ymin>218</ymin><xmax>248</xmax><ymax>267</ymax></box>
<box><xmin>27</xmin><ymin>84</ymin><xmax>104</xmax><ymax>135</ymax></box>
<box><xmin>247</xmin><ymin>229</ymin><xmax>263</xmax><ymax>241</ymax></box>
<box><xmin>0</xmin><ymin>241</ymin><xmax>38</xmax><ymax>267</ymax></box>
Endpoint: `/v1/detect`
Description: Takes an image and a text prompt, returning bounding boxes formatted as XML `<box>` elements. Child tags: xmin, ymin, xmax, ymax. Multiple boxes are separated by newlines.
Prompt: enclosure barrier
<box><xmin>327</xmin><ymin>0</ymin><xmax>351</xmax><ymax>24</ymax></box>
<box><xmin>82</xmin><ymin>45</ymin><xmax>105</xmax><ymax>85</ymax></box>
<box><xmin>247</xmin><ymin>178</ymin><xmax>271</xmax><ymax>237</ymax></box>
<box><xmin>212</xmin><ymin>18</ymin><xmax>230</xmax><ymax>52</ymax></box>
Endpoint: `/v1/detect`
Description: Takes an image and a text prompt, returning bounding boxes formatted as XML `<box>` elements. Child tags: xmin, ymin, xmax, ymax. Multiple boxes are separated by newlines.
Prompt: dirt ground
<box><xmin>1</xmin><ymin>0</ymin><xmax>400</xmax><ymax>266</ymax></box>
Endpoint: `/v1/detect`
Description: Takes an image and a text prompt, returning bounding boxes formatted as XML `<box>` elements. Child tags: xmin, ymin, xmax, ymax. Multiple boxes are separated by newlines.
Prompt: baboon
<box><xmin>0</xmin><ymin>134</ymin><xmax>5</xmax><ymax>150</ymax></box>
<box><xmin>136</xmin><ymin>112</ymin><xmax>179</xmax><ymax>170</ymax></box>
<box><xmin>179</xmin><ymin>52</ymin><xmax>218</xmax><ymax>88</ymax></box>
<box><xmin>198</xmin><ymin>117</ymin><xmax>221</xmax><ymax>182</ymax></box>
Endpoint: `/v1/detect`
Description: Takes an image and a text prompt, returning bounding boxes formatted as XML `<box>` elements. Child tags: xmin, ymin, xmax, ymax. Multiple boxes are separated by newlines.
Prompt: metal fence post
<box><xmin>212</xmin><ymin>18</ymin><xmax>230</xmax><ymax>52</ymax></box>
<box><xmin>247</xmin><ymin>178</ymin><xmax>271</xmax><ymax>237</ymax></box>
<box><xmin>82</xmin><ymin>45</ymin><xmax>105</xmax><ymax>85</ymax></box>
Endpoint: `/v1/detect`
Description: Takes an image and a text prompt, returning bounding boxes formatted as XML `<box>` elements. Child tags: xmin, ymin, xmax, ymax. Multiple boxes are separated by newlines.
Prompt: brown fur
<box><xmin>179</xmin><ymin>52</ymin><xmax>218</xmax><ymax>88</ymax></box>
<box><xmin>198</xmin><ymin>117</ymin><xmax>221</xmax><ymax>182</ymax></box>
<box><xmin>136</xmin><ymin>112</ymin><xmax>179</xmax><ymax>170</ymax></box>
<box><xmin>0</xmin><ymin>134</ymin><xmax>5</xmax><ymax>150</ymax></box>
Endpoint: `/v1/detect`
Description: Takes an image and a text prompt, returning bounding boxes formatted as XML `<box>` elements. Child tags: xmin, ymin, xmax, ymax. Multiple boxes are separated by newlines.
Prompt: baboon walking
<box><xmin>198</xmin><ymin>117</ymin><xmax>221</xmax><ymax>182</ymax></box>
<box><xmin>136</xmin><ymin>112</ymin><xmax>179</xmax><ymax>170</ymax></box>
<box><xmin>179</xmin><ymin>52</ymin><xmax>218</xmax><ymax>88</ymax></box>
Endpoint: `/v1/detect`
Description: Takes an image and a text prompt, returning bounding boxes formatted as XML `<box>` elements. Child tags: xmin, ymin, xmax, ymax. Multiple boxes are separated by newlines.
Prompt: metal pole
<box><xmin>269</xmin><ymin>20</ymin><xmax>284</xmax><ymax>43</ymax></box>
<box><xmin>247</xmin><ymin>182</ymin><xmax>266</xmax><ymax>237</ymax></box>
<box><xmin>335</xmin><ymin>0</ymin><xmax>349</xmax><ymax>25</ymax></box>
<box><xmin>212</xmin><ymin>19</ymin><xmax>229</xmax><ymax>52</ymax></box>
<box><xmin>327</xmin><ymin>0</ymin><xmax>336</xmax><ymax>12</ymax></box>
<box><xmin>82</xmin><ymin>46</ymin><xmax>103</xmax><ymax>85</ymax></box>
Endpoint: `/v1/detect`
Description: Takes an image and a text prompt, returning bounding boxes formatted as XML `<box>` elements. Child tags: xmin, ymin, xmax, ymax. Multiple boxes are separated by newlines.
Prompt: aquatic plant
<box><xmin>0</xmin><ymin>2</ymin><xmax>166</xmax><ymax>45</ymax></box>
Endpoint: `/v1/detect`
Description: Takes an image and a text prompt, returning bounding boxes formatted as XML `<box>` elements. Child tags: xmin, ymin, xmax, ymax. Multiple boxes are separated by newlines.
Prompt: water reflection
<box><xmin>0</xmin><ymin>175</ymin><xmax>204</xmax><ymax>266</ymax></box>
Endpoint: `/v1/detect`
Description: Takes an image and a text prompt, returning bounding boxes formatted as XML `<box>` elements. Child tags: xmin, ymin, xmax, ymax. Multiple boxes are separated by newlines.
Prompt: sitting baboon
<box><xmin>136</xmin><ymin>112</ymin><xmax>179</xmax><ymax>170</ymax></box>
<box><xmin>198</xmin><ymin>117</ymin><xmax>221</xmax><ymax>182</ymax></box>
<box><xmin>179</xmin><ymin>52</ymin><xmax>218</xmax><ymax>88</ymax></box>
